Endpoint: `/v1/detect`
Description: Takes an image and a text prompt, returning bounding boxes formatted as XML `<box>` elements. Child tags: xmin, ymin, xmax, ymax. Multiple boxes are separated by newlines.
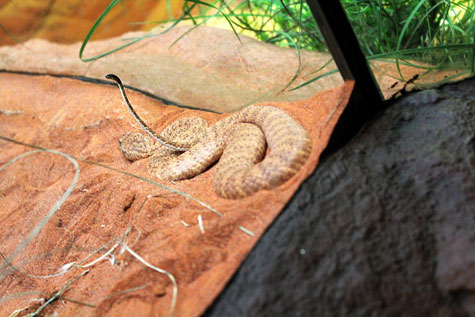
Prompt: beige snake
<box><xmin>108</xmin><ymin>74</ymin><xmax>312</xmax><ymax>199</ymax></box>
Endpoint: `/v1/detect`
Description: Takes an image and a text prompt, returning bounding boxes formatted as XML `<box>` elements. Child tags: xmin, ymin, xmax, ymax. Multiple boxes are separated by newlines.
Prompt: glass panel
<box><xmin>342</xmin><ymin>0</ymin><xmax>475</xmax><ymax>99</ymax></box>
<box><xmin>0</xmin><ymin>4</ymin><xmax>352</xmax><ymax>315</ymax></box>
<box><xmin>0</xmin><ymin>0</ymin><xmax>345</xmax><ymax>112</ymax></box>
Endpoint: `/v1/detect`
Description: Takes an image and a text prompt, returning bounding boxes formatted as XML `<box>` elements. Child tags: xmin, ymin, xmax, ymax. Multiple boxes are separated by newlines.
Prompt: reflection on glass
<box><xmin>342</xmin><ymin>0</ymin><xmax>475</xmax><ymax>99</ymax></box>
<box><xmin>0</xmin><ymin>0</ymin><xmax>346</xmax><ymax>112</ymax></box>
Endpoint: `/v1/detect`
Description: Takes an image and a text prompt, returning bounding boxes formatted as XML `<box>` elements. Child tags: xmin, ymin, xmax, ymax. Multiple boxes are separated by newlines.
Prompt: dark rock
<box><xmin>206</xmin><ymin>78</ymin><xmax>475</xmax><ymax>316</ymax></box>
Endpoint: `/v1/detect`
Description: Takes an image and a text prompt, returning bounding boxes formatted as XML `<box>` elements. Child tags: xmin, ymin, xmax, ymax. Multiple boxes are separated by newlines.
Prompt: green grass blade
<box><xmin>0</xmin><ymin>22</ymin><xmax>20</xmax><ymax>43</ymax></box>
<box><xmin>289</xmin><ymin>68</ymin><xmax>339</xmax><ymax>91</ymax></box>
<box><xmin>79</xmin><ymin>0</ymin><xmax>120</xmax><ymax>62</ymax></box>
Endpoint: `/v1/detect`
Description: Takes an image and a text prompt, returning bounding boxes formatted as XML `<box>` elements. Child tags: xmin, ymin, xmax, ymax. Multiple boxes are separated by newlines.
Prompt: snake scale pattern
<box><xmin>108</xmin><ymin>74</ymin><xmax>312</xmax><ymax>199</ymax></box>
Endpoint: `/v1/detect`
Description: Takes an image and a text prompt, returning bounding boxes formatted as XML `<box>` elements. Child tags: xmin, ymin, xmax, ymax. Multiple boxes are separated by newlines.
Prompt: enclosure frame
<box><xmin>305</xmin><ymin>0</ymin><xmax>384</xmax><ymax>152</ymax></box>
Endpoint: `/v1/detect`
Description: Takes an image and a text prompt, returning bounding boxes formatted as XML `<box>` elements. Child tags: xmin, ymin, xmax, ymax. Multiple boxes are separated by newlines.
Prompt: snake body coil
<box><xmin>108</xmin><ymin>74</ymin><xmax>312</xmax><ymax>199</ymax></box>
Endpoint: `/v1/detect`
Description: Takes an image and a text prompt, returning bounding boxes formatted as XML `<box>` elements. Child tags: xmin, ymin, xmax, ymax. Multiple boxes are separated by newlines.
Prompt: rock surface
<box><xmin>0</xmin><ymin>25</ymin><xmax>342</xmax><ymax>112</ymax></box>
<box><xmin>0</xmin><ymin>24</ymin><xmax>468</xmax><ymax>111</ymax></box>
<box><xmin>206</xmin><ymin>77</ymin><xmax>475</xmax><ymax>316</ymax></box>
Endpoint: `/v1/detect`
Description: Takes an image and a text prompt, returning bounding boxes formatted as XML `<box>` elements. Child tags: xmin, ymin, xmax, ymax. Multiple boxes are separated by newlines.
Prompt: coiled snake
<box><xmin>107</xmin><ymin>74</ymin><xmax>312</xmax><ymax>199</ymax></box>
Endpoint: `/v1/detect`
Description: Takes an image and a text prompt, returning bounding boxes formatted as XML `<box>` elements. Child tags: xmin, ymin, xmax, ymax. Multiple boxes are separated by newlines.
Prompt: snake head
<box><xmin>105</xmin><ymin>74</ymin><xmax>122</xmax><ymax>85</ymax></box>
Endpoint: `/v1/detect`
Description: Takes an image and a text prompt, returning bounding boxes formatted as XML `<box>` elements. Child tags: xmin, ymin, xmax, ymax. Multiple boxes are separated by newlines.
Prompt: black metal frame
<box><xmin>305</xmin><ymin>0</ymin><xmax>384</xmax><ymax>154</ymax></box>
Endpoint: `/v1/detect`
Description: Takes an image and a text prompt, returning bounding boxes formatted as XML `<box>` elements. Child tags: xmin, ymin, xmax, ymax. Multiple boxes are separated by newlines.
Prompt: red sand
<box><xmin>0</xmin><ymin>73</ymin><xmax>353</xmax><ymax>316</ymax></box>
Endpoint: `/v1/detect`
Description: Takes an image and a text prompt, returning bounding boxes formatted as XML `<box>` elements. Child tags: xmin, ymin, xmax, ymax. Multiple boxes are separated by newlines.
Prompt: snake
<box><xmin>106</xmin><ymin>74</ymin><xmax>312</xmax><ymax>199</ymax></box>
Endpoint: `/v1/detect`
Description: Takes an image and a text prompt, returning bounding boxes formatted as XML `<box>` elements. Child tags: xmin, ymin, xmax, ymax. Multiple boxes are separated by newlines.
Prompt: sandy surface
<box><xmin>0</xmin><ymin>72</ymin><xmax>352</xmax><ymax>316</ymax></box>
